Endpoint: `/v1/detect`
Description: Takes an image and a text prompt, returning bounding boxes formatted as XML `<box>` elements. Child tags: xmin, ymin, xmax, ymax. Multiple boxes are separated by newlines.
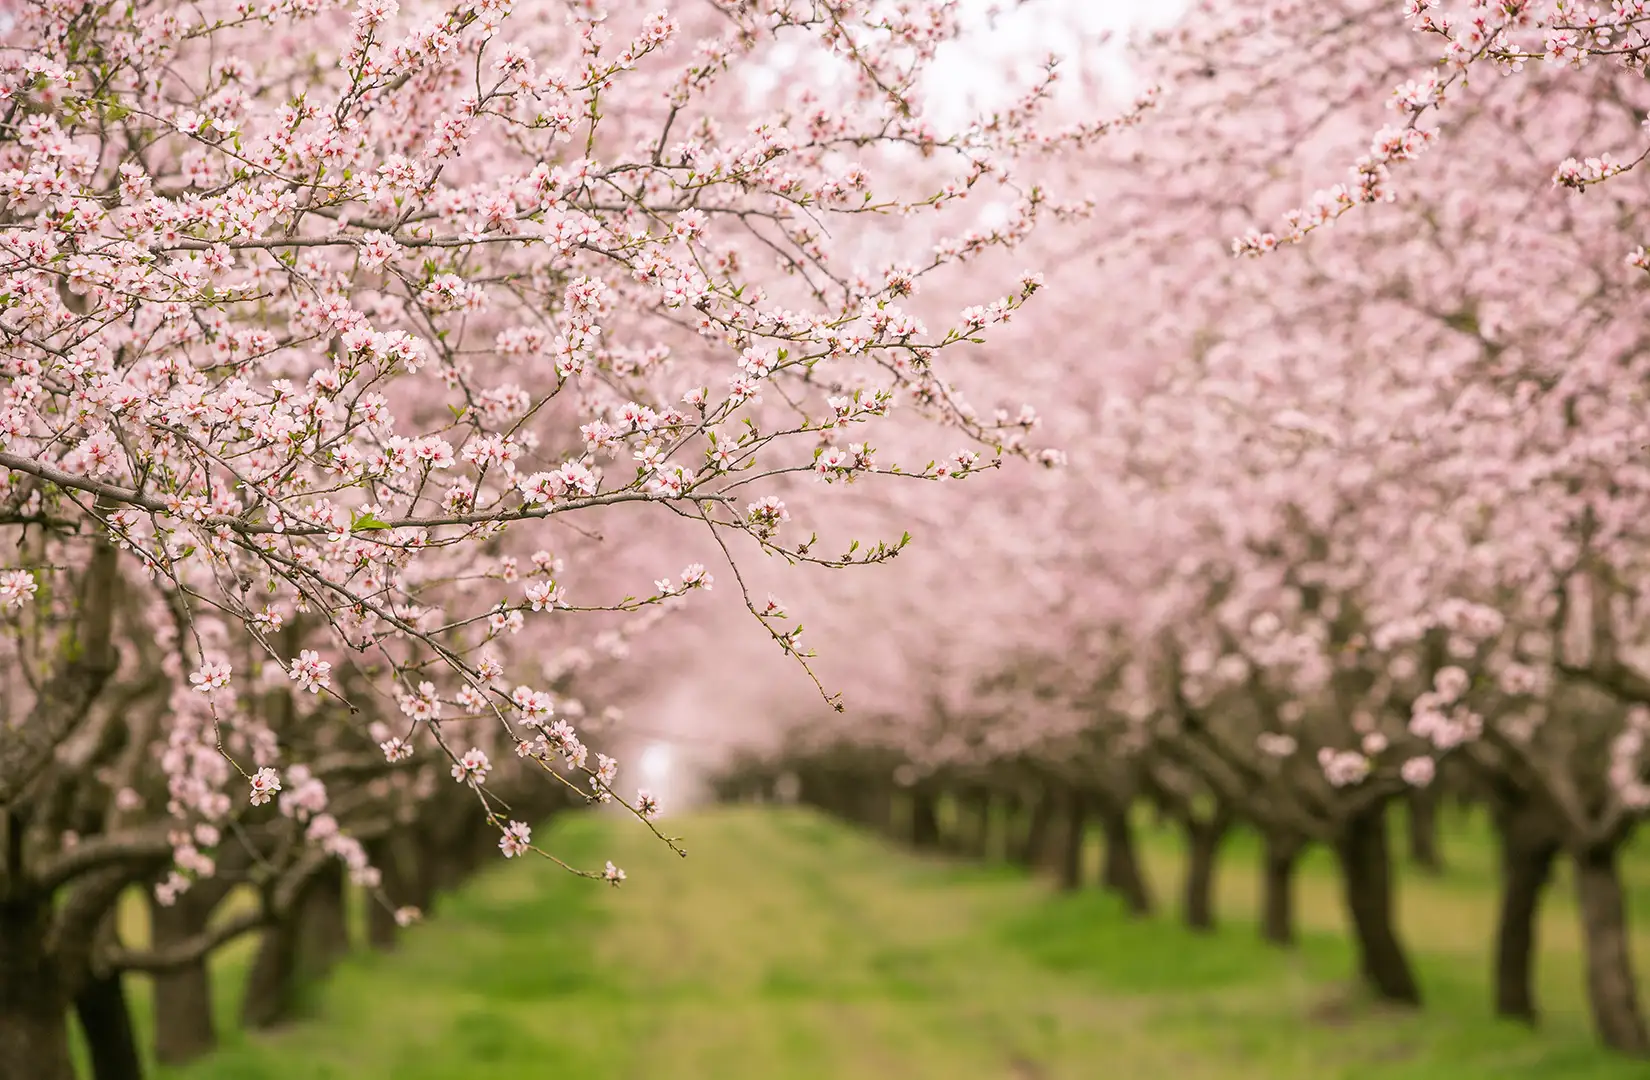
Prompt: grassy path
<box><xmin>163</xmin><ymin>807</ymin><xmax>1647</xmax><ymax>1080</ymax></box>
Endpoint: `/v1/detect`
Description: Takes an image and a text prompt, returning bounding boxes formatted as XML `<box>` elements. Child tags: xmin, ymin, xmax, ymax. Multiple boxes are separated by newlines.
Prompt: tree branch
<box><xmin>36</xmin><ymin>825</ymin><xmax>177</xmax><ymax>892</ymax></box>
<box><xmin>104</xmin><ymin>908</ymin><xmax>267</xmax><ymax>975</ymax></box>
<box><xmin>101</xmin><ymin>846</ymin><xmax>333</xmax><ymax>974</ymax></box>
<box><xmin>0</xmin><ymin>528</ymin><xmax>121</xmax><ymax>808</ymax></box>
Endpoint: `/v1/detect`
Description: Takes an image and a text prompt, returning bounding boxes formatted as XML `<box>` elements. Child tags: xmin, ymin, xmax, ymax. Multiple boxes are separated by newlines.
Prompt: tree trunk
<box><xmin>818</xmin><ymin>774</ymin><xmax>851</xmax><ymax>820</ymax></box>
<box><xmin>909</xmin><ymin>789</ymin><xmax>941</xmax><ymax>849</ymax></box>
<box><xmin>1098</xmin><ymin>801</ymin><xmax>1153</xmax><ymax>916</ymax></box>
<box><xmin>873</xmin><ymin>786</ymin><xmax>897</xmax><ymax>838</ymax></box>
<box><xmin>149</xmin><ymin>888</ymin><xmax>221</xmax><ymax>1063</ymax></box>
<box><xmin>1013</xmin><ymin>789</ymin><xmax>1053</xmax><ymax>866</ymax></box>
<box><xmin>449</xmin><ymin>814</ymin><xmax>494</xmax><ymax>884</ymax></box>
<box><xmin>1260</xmin><ymin>830</ymin><xmax>1302</xmax><ymax>947</ymax></box>
<box><xmin>295</xmin><ymin>859</ymin><xmax>351</xmax><ymax>976</ymax></box>
<box><xmin>0</xmin><ymin>893</ymin><xmax>72</xmax><ymax>1080</ymax></box>
<box><xmin>242</xmin><ymin>859</ymin><xmax>352</xmax><ymax>1029</ymax></box>
<box><xmin>365</xmin><ymin>834</ymin><xmax>418</xmax><ymax>952</ymax></box>
<box><xmin>1181</xmin><ymin>812</ymin><xmax>1228</xmax><ymax>932</ymax></box>
<box><xmin>1334</xmin><ymin>804</ymin><xmax>1422</xmax><ymax>1005</ymax></box>
<box><xmin>1054</xmin><ymin>789</ymin><xmax>1086</xmax><ymax>891</ymax></box>
<box><xmin>73</xmin><ymin>969</ymin><xmax>142</xmax><ymax>1080</ymax></box>
<box><xmin>368</xmin><ymin>894</ymin><xmax>399</xmax><ymax>952</ymax></box>
<box><xmin>1492</xmin><ymin>815</ymin><xmax>1557</xmax><ymax>1024</ymax></box>
<box><xmin>1405</xmin><ymin>787</ymin><xmax>1444</xmax><ymax>875</ymax></box>
<box><xmin>994</xmin><ymin>791</ymin><xmax>1023</xmax><ymax>862</ymax></box>
<box><xmin>959</xmin><ymin>789</ymin><xmax>991</xmax><ymax>858</ymax></box>
<box><xmin>937</xmin><ymin>789</ymin><xmax>965</xmax><ymax>854</ymax></box>
<box><xmin>240</xmin><ymin>909</ymin><xmax>296</xmax><ymax>1030</ymax></box>
<box><xmin>856</xmin><ymin>785</ymin><xmax>893</xmax><ymax>835</ymax></box>
<box><xmin>427</xmin><ymin>811</ymin><xmax>473</xmax><ymax>895</ymax></box>
<box><xmin>405</xmin><ymin>826</ymin><xmax>439</xmax><ymax>916</ymax></box>
<box><xmin>1573</xmin><ymin>843</ymin><xmax>1650</xmax><ymax>1057</ymax></box>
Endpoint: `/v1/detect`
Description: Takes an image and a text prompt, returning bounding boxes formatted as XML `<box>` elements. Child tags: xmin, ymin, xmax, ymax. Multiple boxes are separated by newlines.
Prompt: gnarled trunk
<box><xmin>995</xmin><ymin>790</ymin><xmax>1024</xmax><ymax>862</ymax></box>
<box><xmin>149</xmin><ymin>887</ymin><xmax>222</xmax><ymax>1063</ymax></box>
<box><xmin>294</xmin><ymin>858</ymin><xmax>351</xmax><ymax>975</ymax></box>
<box><xmin>909</xmin><ymin>789</ymin><xmax>941</xmax><ymax>849</ymax></box>
<box><xmin>858</xmin><ymin>785</ymin><xmax>894</xmax><ymax>837</ymax></box>
<box><xmin>0</xmin><ymin>893</ymin><xmax>72</xmax><ymax>1080</ymax></box>
<box><xmin>1098</xmin><ymin>800</ymin><xmax>1153</xmax><ymax>916</ymax></box>
<box><xmin>405</xmin><ymin>825</ymin><xmax>440</xmax><ymax>916</ymax></box>
<box><xmin>1333</xmin><ymin>804</ymin><xmax>1421</xmax><ymax>1005</ymax></box>
<box><xmin>1573</xmin><ymin>843</ymin><xmax>1650</xmax><ymax>1057</ymax></box>
<box><xmin>1181</xmin><ymin>811</ymin><xmax>1229</xmax><ymax>932</ymax></box>
<box><xmin>820</xmin><ymin>774</ymin><xmax>855</xmax><ymax>820</ymax></box>
<box><xmin>241</xmin><ymin>860</ymin><xmax>351</xmax><ymax>1030</ymax></box>
<box><xmin>427</xmin><ymin>809</ymin><xmax>477</xmax><ymax>895</ymax></box>
<box><xmin>73</xmin><ymin>969</ymin><xmax>142</xmax><ymax>1080</ymax></box>
<box><xmin>365</xmin><ymin>836</ymin><xmax>407</xmax><ymax>952</ymax></box>
<box><xmin>1405</xmin><ymin>787</ymin><xmax>1443</xmax><ymax>875</ymax></box>
<box><xmin>239</xmin><ymin>911</ymin><xmax>296</xmax><ymax>1031</ymax></box>
<box><xmin>449</xmin><ymin>813</ymin><xmax>495</xmax><ymax>883</ymax></box>
<box><xmin>1491</xmin><ymin>809</ymin><xmax>1557</xmax><ymax>1025</ymax></box>
<box><xmin>1052</xmin><ymin>789</ymin><xmax>1085</xmax><ymax>891</ymax></box>
<box><xmin>1013</xmin><ymin>790</ymin><xmax>1053</xmax><ymax>867</ymax></box>
<box><xmin>873</xmin><ymin>785</ymin><xmax>898</xmax><ymax>838</ymax></box>
<box><xmin>958</xmin><ymin>789</ymin><xmax>991</xmax><ymax>858</ymax></box>
<box><xmin>1260</xmin><ymin>830</ymin><xmax>1302</xmax><ymax>947</ymax></box>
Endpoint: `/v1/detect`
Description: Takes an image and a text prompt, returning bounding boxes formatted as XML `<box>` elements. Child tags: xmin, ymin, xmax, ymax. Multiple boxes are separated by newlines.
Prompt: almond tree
<box><xmin>0</xmin><ymin>0</ymin><xmax>1158</xmax><ymax>1071</ymax></box>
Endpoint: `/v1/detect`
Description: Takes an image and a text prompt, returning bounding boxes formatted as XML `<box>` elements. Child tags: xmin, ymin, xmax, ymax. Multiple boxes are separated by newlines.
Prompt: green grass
<box><xmin>95</xmin><ymin>805</ymin><xmax>1650</xmax><ymax>1080</ymax></box>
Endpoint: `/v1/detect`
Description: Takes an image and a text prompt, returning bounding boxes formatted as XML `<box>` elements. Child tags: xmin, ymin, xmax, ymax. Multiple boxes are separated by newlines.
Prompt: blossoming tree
<box><xmin>743</xmin><ymin>0</ymin><xmax>1650</xmax><ymax>1060</ymax></box>
<box><xmin>0</xmin><ymin>0</ymin><xmax>1162</xmax><ymax>1071</ymax></box>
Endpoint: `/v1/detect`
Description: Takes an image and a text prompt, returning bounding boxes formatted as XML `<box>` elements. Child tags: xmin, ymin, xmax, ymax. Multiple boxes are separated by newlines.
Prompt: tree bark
<box><xmin>239</xmin><ymin>909</ymin><xmax>297</xmax><ymax>1030</ymax></box>
<box><xmin>1492</xmin><ymin>814</ymin><xmax>1557</xmax><ymax>1024</ymax></box>
<box><xmin>1014</xmin><ymin>789</ymin><xmax>1054</xmax><ymax>867</ymax></box>
<box><xmin>814</xmin><ymin>774</ymin><xmax>850</xmax><ymax>820</ymax></box>
<box><xmin>909</xmin><ymin>789</ymin><xmax>941</xmax><ymax>849</ymax></box>
<box><xmin>936</xmin><ymin>788</ymin><xmax>965</xmax><ymax>854</ymax></box>
<box><xmin>1097</xmin><ymin>800</ymin><xmax>1153</xmax><ymax>916</ymax></box>
<box><xmin>856</xmin><ymin>785</ymin><xmax>893</xmax><ymax>836</ymax></box>
<box><xmin>405</xmin><ymin>825</ymin><xmax>440</xmax><ymax>916</ymax></box>
<box><xmin>1181</xmin><ymin>811</ymin><xmax>1229</xmax><ymax>932</ymax></box>
<box><xmin>448</xmin><ymin>813</ymin><xmax>494</xmax><ymax>884</ymax></box>
<box><xmin>149</xmin><ymin>887</ymin><xmax>221</xmax><ymax>1063</ymax></box>
<box><xmin>73</xmin><ymin>969</ymin><xmax>142</xmax><ymax>1080</ymax></box>
<box><xmin>958</xmin><ymin>789</ymin><xmax>991</xmax><ymax>858</ymax></box>
<box><xmin>426</xmin><ymin>810</ymin><xmax>474</xmax><ymax>895</ymax></box>
<box><xmin>1333</xmin><ymin>804</ymin><xmax>1421</xmax><ymax>1005</ymax></box>
<box><xmin>1053</xmin><ymin>789</ymin><xmax>1086</xmax><ymax>891</ymax></box>
<box><xmin>365</xmin><ymin>834</ymin><xmax>420</xmax><ymax>953</ymax></box>
<box><xmin>365</xmin><ymin>870</ymin><xmax>399</xmax><ymax>951</ymax></box>
<box><xmin>1405</xmin><ymin>787</ymin><xmax>1444</xmax><ymax>875</ymax></box>
<box><xmin>995</xmin><ymin>790</ymin><xmax>1023</xmax><ymax>862</ymax></box>
<box><xmin>241</xmin><ymin>859</ymin><xmax>352</xmax><ymax>1029</ymax></box>
<box><xmin>872</xmin><ymin>785</ymin><xmax>897</xmax><ymax>838</ymax></box>
<box><xmin>0</xmin><ymin>893</ymin><xmax>72</xmax><ymax>1080</ymax></box>
<box><xmin>1260</xmin><ymin>830</ymin><xmax>1302</xmax><ymax>947</ymax></box>
<box><xmin>1573</xmin><ymin>843</ymin><xmax>1650</xmax><ymax>1057</ymax></box>
<box><xmin>295</xmin><ymin>858</ymin><xmax>351</xmax><ymax>975</ymax></box>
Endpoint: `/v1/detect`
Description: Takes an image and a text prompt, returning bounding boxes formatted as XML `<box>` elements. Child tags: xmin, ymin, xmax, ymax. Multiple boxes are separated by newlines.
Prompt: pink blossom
<box><xmin>0</xmin><ymin>571</ymin><xmax>37</xmax><ymax>610</ymax></box>
<box><xmin>249</xmin><ymin>767</ymin><xmax>282</xmax><ymax>807</ymax></box>
<box><xmin>451</xmin><ymin>747</ymin><xmax>492</xmax><ymax>786</ymax></box>
<box><xmin>498</xmin><ymin>820</ymin><xmax>532</xmax><ymax>857</ymax></box>
<box><xmin>189</xmin><ymin>660</ymin><xmax>232</xmax><ymax>694</ymax></box>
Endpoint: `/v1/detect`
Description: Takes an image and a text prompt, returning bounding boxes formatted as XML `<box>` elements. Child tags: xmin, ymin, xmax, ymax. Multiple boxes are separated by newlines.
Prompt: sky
<box><xmin>923</xmin><ymin>0</ymin><xmax>1190</xmax><ymax>124</ymax></box>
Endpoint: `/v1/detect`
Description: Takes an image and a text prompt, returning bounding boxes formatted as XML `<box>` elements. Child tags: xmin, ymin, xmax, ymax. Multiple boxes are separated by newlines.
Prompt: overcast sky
<box><xmin>923</xmin><ymin>0</ymin><xmax>1189</xmax><ymax>124</ymax></box>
